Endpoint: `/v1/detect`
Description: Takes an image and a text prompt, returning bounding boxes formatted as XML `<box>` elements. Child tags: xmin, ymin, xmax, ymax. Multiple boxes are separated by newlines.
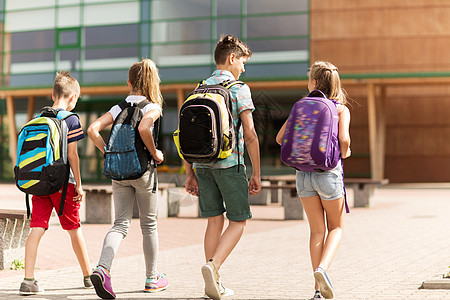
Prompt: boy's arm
<box><xmin>240</xmin><ymin>109</ymin><xmax>261</xmax><ymax>195</ymax></box>
<box><xmin>138</xmin><ymin>109</ymin><xmax>163</xmax><ymax>164</ymax></box>
<box><xmin>87</xmin><ymin>112</ymin><xmax>114</xmax><ymax>154</ymax></box>
<box><xmin>184</xmin><ymin>161</ymin><xmax>198</xmax><ymax>197</ymax></box>
<box><xmin>67</xmin><ymin>142</ymin><xmax>83</xmax><ymax>203</ymax></box>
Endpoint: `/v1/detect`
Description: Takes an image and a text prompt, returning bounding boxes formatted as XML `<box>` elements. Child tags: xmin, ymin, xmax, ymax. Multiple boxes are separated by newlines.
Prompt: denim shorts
<box><xmin>195</xmin><ymin>165</ymin><xmax>252</xmax><ymax>221</ymax></box>
<box><xmin>295</xmin><ymin>164</ymin><xmax>344</xmax><ymax>200</ymax></box>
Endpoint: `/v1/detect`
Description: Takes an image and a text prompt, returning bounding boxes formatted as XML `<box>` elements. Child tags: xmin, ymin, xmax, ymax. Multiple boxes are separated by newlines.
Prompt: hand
<box><xmin>185</xmin><ymin>173</ymin><xmax>199</xmax><ymax>197</ymax></box>
<box><xmin>152</xmin><ymin>149</ymin><xmax>164</xmax><ymax>164</ymax></box>
<box><xmin>73</xmin><ymin>185</ymin><xmax>84</xmax><ymax>203</ymax></box>
<box><xmin>248</xmin><ymin>175</ymin><xmax>261</xmax><ymax>196</ymax></box>
<box><xmin>342</xmin><ymin>148</ymin><xmax>351</xmax><ymax>159</ymax></box>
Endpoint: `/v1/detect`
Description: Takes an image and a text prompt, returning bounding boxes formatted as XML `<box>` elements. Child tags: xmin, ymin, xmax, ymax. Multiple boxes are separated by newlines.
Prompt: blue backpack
<box><xmin>103</xmin><ymin>100</ymin><xmax>160</xmax><ymax>181</ymax></box>
<box><xmin>14</xmin><ymin>107</ymin><xmax>77</xmax><ymax>217</ymax></box>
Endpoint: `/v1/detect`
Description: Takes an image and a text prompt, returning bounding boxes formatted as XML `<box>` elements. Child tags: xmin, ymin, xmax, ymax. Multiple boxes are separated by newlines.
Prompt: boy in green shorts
<box><xmin>184</xmin><ymin>34</ymin><xmax>261</xmax><ymax>300</ymax></box>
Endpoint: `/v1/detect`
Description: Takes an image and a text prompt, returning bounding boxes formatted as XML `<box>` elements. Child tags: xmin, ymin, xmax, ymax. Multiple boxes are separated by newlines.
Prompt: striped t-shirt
<box><xmin>194</xmin><ymin>70</ymin><xmax>255</xmax><ymax>169</ymax></box>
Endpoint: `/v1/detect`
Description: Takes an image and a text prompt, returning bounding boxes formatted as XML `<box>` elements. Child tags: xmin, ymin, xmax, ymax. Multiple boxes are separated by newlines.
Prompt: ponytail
<box><xmin>309</xmin><ymin>61</ymin><xmax>347</xmax><ymax>105</ymax></box>
<box><xmin>128</xmin><ymin>58</ymin><xmax>164</xmax><ymax>108</ymax></box>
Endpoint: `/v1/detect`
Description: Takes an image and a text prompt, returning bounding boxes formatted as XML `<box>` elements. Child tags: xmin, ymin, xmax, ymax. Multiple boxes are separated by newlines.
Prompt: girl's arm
<box><xmin>338</xmin><ymin>105</ymin><xmax>351</xmax><ymax>158</ymax></box>
<box><xmin>276</xmin><ymin>120</ymin><xmax>288</xmax><ymax>145</ymax></box>
<box><xmin>138</xmin><ymin>109</ymin><xmax>164</xmax><ymax>164</ymax></box>
<box><xmin>87</xmin><ymin>112</ymin><xmax>114</xmax><ymax>153</ymax></box>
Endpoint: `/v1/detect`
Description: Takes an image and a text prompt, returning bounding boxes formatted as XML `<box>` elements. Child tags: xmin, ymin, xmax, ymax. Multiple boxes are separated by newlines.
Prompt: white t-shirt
<box><xmin>108</xmin><ymin>95</ymin><xmax>162</xmax><ymax>131</ymax></box>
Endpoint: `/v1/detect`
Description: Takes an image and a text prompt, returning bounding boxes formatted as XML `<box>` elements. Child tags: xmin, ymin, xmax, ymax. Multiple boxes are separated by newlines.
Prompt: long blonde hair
<box><xmin>128</xmin><ymin>58</ymin><xmax>163</xmax><ymax>107</ymax></box>
<box><xmin>309</xmin><ymin>61</ymin><xmax>347</xmax><ymax>105</ymax></box>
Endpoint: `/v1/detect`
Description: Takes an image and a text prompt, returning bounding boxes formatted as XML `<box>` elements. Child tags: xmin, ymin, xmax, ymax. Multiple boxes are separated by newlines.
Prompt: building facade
<box><xmin>1</xmin><ymin>0</ymin><xmax>450</xmax><ymax>183</ymax></box>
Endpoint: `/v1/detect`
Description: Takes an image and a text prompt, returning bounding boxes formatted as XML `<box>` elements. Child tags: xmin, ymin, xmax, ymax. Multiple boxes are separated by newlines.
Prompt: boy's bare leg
<box><xmin>24</xmin><ymin>228</ymin><xmax>46</xmax><ymax>279</ymax></box>
<box><xmin>207</xmin><ymin>219</ymin><xmax>246</xmax><ymax>269</ymax></box>
<box><xmin>204</xmin><ymin>215</ymin><xmax>225</xmax><ymax>262</ymax></box>
<box><xmin>68</xmin><ymin>228</ymin><xmax>91</xmax><ymax>276</ymax></box>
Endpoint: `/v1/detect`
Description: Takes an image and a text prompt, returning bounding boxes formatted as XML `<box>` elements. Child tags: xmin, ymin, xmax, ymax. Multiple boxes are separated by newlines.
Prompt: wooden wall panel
<box><xmin>311</xmin><ymin>1</ymin><xmax>450</xmax><ymax>12</ymax></box>
<box><xmin>311</xmin><ymin>2</ymin><xmax>450</xmax><ymax>182</ymax></box>
<box><xmin>385</xmin><ymin>157</ymin><xmax>450</xmax><ymax>182</ymax></box>
<box><xmin>311</xmin><ymin>3</ymin><xmax>450</xmax><ymax>73</ymax></box>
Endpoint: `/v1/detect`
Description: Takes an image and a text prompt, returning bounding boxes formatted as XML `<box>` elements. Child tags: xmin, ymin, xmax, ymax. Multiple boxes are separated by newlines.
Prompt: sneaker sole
<box><xmin>91</xmin><ymin>272</ymin><xmax>116</xmax><ymax>299</ymax></box>
<box><xmin>201</xmin><ymin>264</ymin><xmax>221</xmax><ymax>300</ymax></box>
<box><xmin>314</xmin><ymin>271</ymin><xmax>334</xmax><ymax>299</ymax></box>
<box><xmin>19</xmin><ymin>291</ymin><xmax>43</xmax><ymax>295</ymax></box>
<box><xmin>144</xmin><ymin>284</ymin><xmax>169</xmax><ymax>293</ymax></box>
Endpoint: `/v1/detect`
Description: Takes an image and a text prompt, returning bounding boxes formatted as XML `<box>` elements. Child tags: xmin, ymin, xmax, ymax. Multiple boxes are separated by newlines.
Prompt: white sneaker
<box><xmin>201</xmin><ymin>260</ymin><xmax>221</xmax><ymax>300</ymax></box>
<box><xmin>203</xmin><ymin>280</ymin><xmax>234</xmax><ymax>298</ymax></box>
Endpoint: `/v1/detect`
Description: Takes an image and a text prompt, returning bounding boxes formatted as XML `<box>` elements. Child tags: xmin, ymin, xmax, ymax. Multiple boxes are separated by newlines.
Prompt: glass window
<box><xmin>83</xmin><ymin>47</ymin><xmax>138</xmax><ymax>70</ymax></box>
<box><xmin>6</xmin><ymin>0</ymin><xmax>55</xmax><ymax>11</ymax></box>
<box><xmin>58</xmin><ymin>49</ymin><xmax>80</xmax><ymax>71</ymax></box>
<box><xmin>140</xmin><ymin>46</ymin><xmax>150</xmax><ymax>58</ymax></box>
<box><xmin>84</xmin><ymin>0</ymin><xmax>128</xmax><ymax>3</ymax></box>
<box><xmin>58</xmin><ymin>0</ymin><xmax>81</xmax><ymax>5</ymax></box>
<box><xmin>141</xmin><ymin>23</ymin><xmax>149</xmax><ymax>43</ymax></box>
<box><xmin>10</xmin><ymin>73</ymin><xmax>55</xmax><ymax>87</ymax></box>
<box><xmin>11</xmin><ymin>51</ymin><xmax>54</xmax><ymax>64</ymax></box>
<box><xmin>247</xmin><ymin>0</ymin><xmax>308</xmax><ymax>14</ymax></box>
<box><xmin>10</xmin><ymin>30</ymin><xmax>54</xmax><ymax>51</ymax></box>
<box><xmin>151</xmin><ymin>20</ymin><xmax>210</xmax><ymax>43</ymax></box>
<box><xmin>141</xmin><ymin>0</ymin><xmax>150</xmax><ymax>21</ymax></box>
<box><xmin>85</xmin><ymin>47</ymin><xmax>138</xmax><ymax>60</ymax></box>
<box><xmin>243</xmin><ymin>62</ymin><xmax>309</xmax><ymax>80</ymax></box>
<box><xmin>85</xmin><ymin>24</ymin><xmax>138</xmax><ymax>46</ymax></box>
<box><xmin>152</xmin><ymin>43</ymin><xmax>211</xmax><ymax>67</ymax></box>
<box><xmin>81</xmin><ymin>70</ymin><xmax>127</xmax><ymax>84</ymax></box>
<box><xmin>57</xmin><ymin>6</ymin><xmax>81</xmax><ymax>28</ymax></box>
<box><xmin>217</xmin><ymin>0</ymin><xmax>240</xmax><ymax>16</ymax></box>
<box><xmin>151</xmin><ymin>0</ymin><xmax>211</xmax><ymax>20</ymax></box>
<box><xmin>6</xmin><ymin>9</ymin><xmax>55</xmax><ymax>32</ymax></box>
<box><xmin>10</xmin><ymin>52</ymin><xmax>55</xmax><ymax>74</ymax></box>
<box><xmin>83</xmin><ymin>2</ymin><xmax>139</xmax><ymax>26</ymax></box>
<box><xmin>247</xmin><ymin>15</ymin><xmax>308</xmax><ymax>38</ymax></box>
<box><xmin>247</xmin><ymin>38</ymin><xmax>308</xmax><ymax>52</ymax></box>
<box><xmin>159</xmin><ymin>66</ymin><xmax>212</xmax><ymax>82</ymax></box>
<box><xmin>59</xmin><ymin>30</ymin><xmax>79</xmax><ymax>47</ymax></box>
<box><xmin>216</xmin><ymin>18</ymin><xmax>241</xmax><ymax>38</ymax></box>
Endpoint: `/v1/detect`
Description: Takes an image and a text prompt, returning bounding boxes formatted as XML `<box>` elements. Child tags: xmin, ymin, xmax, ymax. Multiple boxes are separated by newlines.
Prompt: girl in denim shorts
<box><xmin>276</xmin><ymin>61</ymin><xmax>351</xmax><ymax>299</ymax></box>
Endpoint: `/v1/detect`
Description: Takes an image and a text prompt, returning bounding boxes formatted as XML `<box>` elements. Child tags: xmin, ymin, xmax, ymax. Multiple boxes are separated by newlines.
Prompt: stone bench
<box><xmin>84</xmin><ymin>183</ymin><xmax>175</xmax><ymax>224</ymax></box>
<box><xmin>344</xmin><ymin>178</ymin><xmax>389</xmax><ymax>207</ymax></box>
<box><xmin>259</xmin><ymin>184</ymin><xmax>303</xmax><ymax>220</ymax></box>
<box><xmin>262</xmin><ymin>175</ymin><xmax>389</xmax><ymax>208</ymax></box>
<box><xmin>0</xmin><ymin>209</ymin><xmax>30</xmax><ymax>270</ymax></box>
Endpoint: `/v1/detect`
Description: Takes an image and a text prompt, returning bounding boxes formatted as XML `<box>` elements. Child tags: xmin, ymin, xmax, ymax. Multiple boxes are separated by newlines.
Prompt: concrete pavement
<box><xmin>0</xmin><ymin>183</ymin><xmax>450</xmax><ymax>299</ymax></box>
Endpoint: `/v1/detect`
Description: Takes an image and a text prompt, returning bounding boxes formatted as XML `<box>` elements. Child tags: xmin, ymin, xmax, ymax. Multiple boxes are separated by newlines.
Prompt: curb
<box><xmin>421</xmin><ymin>279</ymin><xmax>450</xmax><ymax>290</ymax></box>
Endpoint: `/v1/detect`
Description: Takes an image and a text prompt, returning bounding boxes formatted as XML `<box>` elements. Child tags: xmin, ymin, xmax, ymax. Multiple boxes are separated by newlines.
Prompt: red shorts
<box><xmin>30</xmin><ymin>183</ymin><xmax>81</xmax><ymax>230</ymax></box>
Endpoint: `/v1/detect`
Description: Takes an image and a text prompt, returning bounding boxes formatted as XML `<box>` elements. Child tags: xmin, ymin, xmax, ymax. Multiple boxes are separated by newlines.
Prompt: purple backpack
<box><xmin>281</xmin><ymin>90</ymin><xmax>341</xmax><ymax>172</ymax></box>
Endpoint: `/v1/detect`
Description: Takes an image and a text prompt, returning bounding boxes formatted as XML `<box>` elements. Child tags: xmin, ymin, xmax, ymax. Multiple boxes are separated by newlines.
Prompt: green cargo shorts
<box><xmin>195</xmin><ymin>165</ymin><xmax>252</xmax><ymax>221</ymax></box>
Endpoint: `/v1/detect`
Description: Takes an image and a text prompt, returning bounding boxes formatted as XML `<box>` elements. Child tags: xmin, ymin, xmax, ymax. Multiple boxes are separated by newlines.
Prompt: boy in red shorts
<box><xmin>19</xmin><ymin>71</ymin><xmax>92</xmax><ymax>295</ymax></box>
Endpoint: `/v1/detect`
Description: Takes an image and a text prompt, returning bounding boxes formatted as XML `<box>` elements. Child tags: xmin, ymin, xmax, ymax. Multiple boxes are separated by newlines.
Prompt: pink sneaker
<box><xmin>91</xmin><ymin>267</ymin><xmax>116</xmax><ymax>299</ymax></box>
<box><xmin>144</xmin><ymin>273</ymin><xmax>169</xmax><ymax>293</ymax></box>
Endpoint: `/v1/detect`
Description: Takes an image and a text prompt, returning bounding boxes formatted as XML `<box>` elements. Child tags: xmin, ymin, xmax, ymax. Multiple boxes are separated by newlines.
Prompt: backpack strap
<box><xmin>118</xmin><ymin>100</ymin><xmax>130</xmax><ymax>111</ymax></box>
<box><xmin>39</xmin><ymin>106</ymin><xmax>59</xmax><ymax>118</ymax></box>
<box><xmin>135</xmin><ymin>99</ymin><xmax>151</xmax><ymax>110</ymax></box>
<box><xmin>308</xmin><ymin>90</ymin><xmax>328</xmax><ymax>99</ymax></box>
<box><xmin>220</xmin><ymin>79</ymin><xmax>245</xmax><ymax>172</ymax></box>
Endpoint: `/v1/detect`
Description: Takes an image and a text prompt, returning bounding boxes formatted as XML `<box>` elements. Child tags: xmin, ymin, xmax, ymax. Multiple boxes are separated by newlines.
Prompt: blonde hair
<box><xmin>309</xmin><ymin>61</ymin><xmax>347</xmax><ymax>105</ymax></box>
<box><xmin>53</xmin><ymin>71</ymin><xmax>80</xmax><ymax>100</ymax></box>
<box><xmin>128</xmin><ymin>58</ymin><xmax>163</xmax><ymax>107</ymax></box>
